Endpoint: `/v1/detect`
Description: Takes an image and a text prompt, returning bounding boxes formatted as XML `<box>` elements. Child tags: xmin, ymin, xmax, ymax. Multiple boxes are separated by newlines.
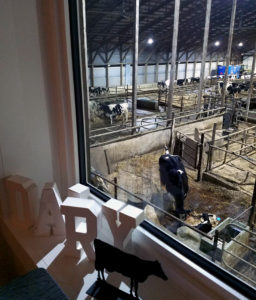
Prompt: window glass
<box><xmin>74</xmin><ymin>0</ymin><xmax>256</xmax><ymax>295</ymax></box>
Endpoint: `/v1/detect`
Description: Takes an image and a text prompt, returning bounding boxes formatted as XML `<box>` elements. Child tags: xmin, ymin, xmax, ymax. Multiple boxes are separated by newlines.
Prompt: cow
<box><xmin>94</xmin><ymin>239</ymin><xmax>168</xmax><ymax>298</ymax></box>
<box><xmin>177</xmin><ymin>79</ymin><xmax>185</xmax><ymax>86</ymax></box>
<box><xmin>89</xmin><ymin>86</ymin><xmax>109</xmax><ymax>97</ymax></box>
<box><xmin>159</xmin><ymin>146</ymin><xmax>189</xmax><ymax>218</ymax></box>
<box><xmin>98</xmin><ymin>102</ymin><xmax>128</xmax><ymax>124</ymax></box>
<box><xmin>89</xmin><ymin>101</ymin><xmax>128</xmax><ymax>124</ymax></box>
<box><xmin>157</xmin><ymin>81</ymin><xmax>166</xmax><ymax>89</ymax></box>
<box><xmin>227</xmin><ymin>83</ymin><xmax>241</xmax><ymax>97</ymax></box>
<box><xmin>191</xmin><ymin>77</ymin><xmax>200</xmax><ymax>84</ymax></box>
<box><xmin>195</xmin><ymin>213</ymin><xmax>213</xmax><ymax>233</ymax></box>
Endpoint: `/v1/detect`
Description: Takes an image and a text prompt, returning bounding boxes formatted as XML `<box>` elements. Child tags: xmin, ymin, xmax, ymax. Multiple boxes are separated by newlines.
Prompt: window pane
<box><xmin>78</xmin><ymin>0</ymin><xmax>256</xmax><ymax>293</ymax></box>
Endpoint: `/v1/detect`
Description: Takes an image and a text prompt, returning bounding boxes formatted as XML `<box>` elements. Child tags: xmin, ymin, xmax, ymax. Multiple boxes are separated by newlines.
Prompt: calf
<box><xmin>159</xmin><ymin>147</ymin><xmax>189</xmax><ymax>217</ymax></box>
<box><xmin>195</xmin><ymin>213</ymin><xmax>213</xmax><ymax>233</ymax></box>
<box><xmin>94</xmin><ymin>239</ymin><xmax>168</xmax><ymax>298</ymax></box>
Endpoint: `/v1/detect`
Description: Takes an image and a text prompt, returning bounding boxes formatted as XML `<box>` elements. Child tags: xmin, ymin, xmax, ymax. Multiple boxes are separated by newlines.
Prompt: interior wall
<box><xmin>0</xmin><ymin>0</ymin><xmax>53</xmax><ymax>192</ymax></box>
<box><xmin>243</xmin><ymin>56</ymin><xmax>256</xmax><ymax>72</ymax></box>
<box><xmin>89</xmin><ymin>60</ymin><xmax>223</xmax><ymax>87</ymax></box>
<box><xmin>0</xmin><ymin>0</ymin><xmax>77</xmax><ymax>206</ymax></box>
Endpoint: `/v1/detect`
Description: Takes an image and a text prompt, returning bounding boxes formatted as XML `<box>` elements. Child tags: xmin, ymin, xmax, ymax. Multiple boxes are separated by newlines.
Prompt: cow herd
<box><xmin>89</xmin><ymin>86</ymin><xmax>109</xmax><ymax>97</ymax></box>
<box><xmin>157</xmin><ymin>77</ymin><xmax>200</xmax><ymax>89</ymax></box>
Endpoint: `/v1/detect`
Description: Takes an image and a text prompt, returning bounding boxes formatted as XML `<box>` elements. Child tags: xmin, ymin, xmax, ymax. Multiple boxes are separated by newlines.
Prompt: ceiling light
<box><xmin>214</xmin><ymin>41</ymin><xmax>220</xmax><ymax>46</ymax></box>
<box><xmin>238</xmin><ymin>42</ymin><xmax>243</xmax><ymax>47</ymax></box>
<box><xmin>147</xmin><ymin>38</ymin><xmax>154</xmax><ymax>45</ymax></box>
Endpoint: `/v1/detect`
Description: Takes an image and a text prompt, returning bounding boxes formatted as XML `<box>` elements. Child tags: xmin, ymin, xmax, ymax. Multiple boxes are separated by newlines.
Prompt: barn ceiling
<box><xmin>85</xmin><ymin>0</ymin><xmax>256</xmax><ymax>60</ymax></box>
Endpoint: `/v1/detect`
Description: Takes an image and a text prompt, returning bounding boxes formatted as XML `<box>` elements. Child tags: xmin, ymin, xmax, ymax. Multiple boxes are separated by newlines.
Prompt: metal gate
<box><xmin>174</xmin><ymin>131</ymin><xmax>199</xmax><ymax>169</ymax></box>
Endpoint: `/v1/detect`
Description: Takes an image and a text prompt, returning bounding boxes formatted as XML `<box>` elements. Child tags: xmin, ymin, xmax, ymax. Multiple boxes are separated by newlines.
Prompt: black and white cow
<box><xmin>89</xmin><ymin>86</ymin><xmax>109</xmax><ymax>97</ymax></box>
<box><xmin>159</xmin><ymin>147</ymin><xmax>189</xmax><ymax>217</ymax></box>
<box><xmin>195</xmin><ymin>213</ymin><xmax>213</xmax><ymax>233</ymax></box>
<box><xmin>90</xmin><ymin>101</ymin><xmax>128</xmax><ymax>124</ymax></box>
<box><xmin>191</xmin><ymin>77</ymin><xmax>200</xmax><ymax>84</ymax></box>
<box><xmin>157</xmin><ymin>81</ymin><xmax>167</xmax><ymax>89</ymax></box>
<box><xmin>94</xmin><ymin>239</ymin><xmax>168</xmax><ymax>298</ymax></box>
<box><xmin>98</xmin><ymin>102</ymin><xmax>128</xmax><ymax>124</ymax></box>
<box><xmin>177</xmin><ymin>79</ymin><xmax>185</xmax><ymax>86</ymax></box>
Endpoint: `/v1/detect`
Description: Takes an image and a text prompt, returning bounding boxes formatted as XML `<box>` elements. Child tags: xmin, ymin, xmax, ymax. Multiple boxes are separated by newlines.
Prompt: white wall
<box><xmin>0</xmin><ymin>0</ymin><xmax>53</xmax><ymax>191</ymax></box>
<box><xmin>243</xmin><ymin>56</ymin><xmax>256</xmax><ymax>72</ymax></box>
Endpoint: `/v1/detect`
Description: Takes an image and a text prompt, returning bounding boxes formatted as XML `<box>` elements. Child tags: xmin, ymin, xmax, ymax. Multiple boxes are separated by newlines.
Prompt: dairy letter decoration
<box><xmin>102</xmin><ymin>199</ymin><xmax>144</xmax><ymax>248</ymax></box>
<box><xmin>34</xmin><ymin>182</ymin><xmax>65</xmax><ymax>236</ymax></box>
<box><xmin>61</xmin><ymin>197</ymin><xmax>101</xmax><ymax>260</ymax></box>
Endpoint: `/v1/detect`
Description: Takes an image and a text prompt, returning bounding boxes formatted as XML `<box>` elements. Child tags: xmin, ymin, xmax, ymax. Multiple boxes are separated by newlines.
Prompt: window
<box><xmin>68</xmin><ymin>1</ymin><xmax>256</xmax><ymax>298</ymax></box>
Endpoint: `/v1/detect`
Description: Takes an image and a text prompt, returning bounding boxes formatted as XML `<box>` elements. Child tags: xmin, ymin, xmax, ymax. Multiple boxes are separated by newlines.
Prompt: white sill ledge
<box><xmin>0</xmin><ymin>197</ymin><xmax>248</xmax><ymax>300</ymax></box>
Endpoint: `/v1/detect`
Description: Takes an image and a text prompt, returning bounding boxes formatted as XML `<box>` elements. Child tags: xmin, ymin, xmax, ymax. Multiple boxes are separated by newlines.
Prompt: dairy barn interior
<box><xmin>84</xmin><ymin>0</ymin><xmax>256</xmax><ymax>293</ymax></box>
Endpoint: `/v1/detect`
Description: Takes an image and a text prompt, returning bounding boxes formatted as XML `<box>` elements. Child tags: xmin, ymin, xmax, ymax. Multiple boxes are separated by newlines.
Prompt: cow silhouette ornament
<box><xmin>94</xmin><ymin>239</ymin><xmax>168</xmax><ymax>299</ymax></box>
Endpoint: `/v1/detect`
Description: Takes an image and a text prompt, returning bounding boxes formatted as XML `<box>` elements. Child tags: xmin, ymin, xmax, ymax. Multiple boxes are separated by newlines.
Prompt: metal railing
<box><xmin>90</xmin><ymin>107</ymin><xmax>225</xmax><ymax>148</ymax></box>
<box><xmin>221</xmin><ymin>222</ymin><xmax>256</xmax><ymax>286</ymax></box>
<box><xmin>90</xmin><ymin>171</ymin><xmax>214</xmax><ymax>240</ymax></box>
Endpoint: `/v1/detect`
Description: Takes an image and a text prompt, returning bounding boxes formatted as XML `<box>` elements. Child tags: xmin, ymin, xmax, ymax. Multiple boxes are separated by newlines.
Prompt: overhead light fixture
<box><xmin>238</xmin><ymin>42</ymin><xmax>243</xmax><ymax>47</ymax></box>
<box><xmin>147</xmin><ymin>38</ymin><xmax>154</xmax><ymax>45</ymax></box>
<box><xmin>214</xmin><ymin>41</ymin><xmax>220</xmax><ymax>46</ymax></box>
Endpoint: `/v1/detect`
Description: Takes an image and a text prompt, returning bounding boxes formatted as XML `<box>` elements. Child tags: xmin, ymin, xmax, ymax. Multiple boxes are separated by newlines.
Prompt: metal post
<box><xmin>165</xmin><ymin>62</ymin><xmax>169</xmax><ymax>81</ymax></box>
<box><xmin>209</xmin><ymin>59</ymin><xmax>212</xmax><ymax>77</ymax></box>
<box><xmin>120</xmin><ymin>63</ymin><xmax>123</xmax><ymax>86</ymax></box>
<box><xmin>155</xmin><ymin>63</ymin><xmax>159</xmax><ymax>83</ymax></box>
<box><xmin>197</xmin><ymin>133</ymin><xmax>205</xmax><ymax>181</ymax></box>
<box><xmin>132</xmin><ymin>0</ymin><xmax>139</xmax><ymax>129</ymax></box>
<box><xmin>197</xmin><ymin>0</ymin><xmax>212</xmax><ymax>112</ymax></box>
<box><xmin>193</xmin><ymin>60</ymin><xmax>197</xmax><ymax>77</ymax></box>
<box><xmin>167</xmin><ymin>0</ymin><xmax>180</xmax><ymax>120</ymax></box>
<box><xmin>221</xmin><ymin>0</ymin><xmax>237</xmax><ymax>106</ymax></box>
<box><xmin>248</xmin><ymin>178</ymin><xmax>256</xmax><ymax>229</ymax></box>
<box><xmin>78</xmin><ymin>0</ymin><xmax>91</xmax><ymax>181</ymax></box>
<box><xmin>246</xmin><ymin>42</ymin><xmax>256</xmax><ymax>121</ymax></box>
<box><xmin>209</xmin><ymin>123</ymin><xmax>217</xmax><ymax>170</ymax></box>
<box><xmin>106</xmin><ymin>65</ymin><xmax>109</xmax><ymax>88</ymax></box>
<box><xmin>144</xmin><ymin>63</ymin><xmax>148</xmax><ymax>83</ymax></box>
<box><xmin>114</xmin><ymin>177</ymin><xmax>118</xmax><ymax>198</ymax></box>
<box><xmin>184</xmin><ymin>53</ymin><xmax>188</xmax><ymax>81</ymax></box>
<box><xmin>90</xmin><ymin>65</ymin><xmax>94</xmax><ymax>87</ymax></box>
<box><xmin>175</xmin><ymin>62</ymin><xmax>178</xmax><ymax>80</ymax></box>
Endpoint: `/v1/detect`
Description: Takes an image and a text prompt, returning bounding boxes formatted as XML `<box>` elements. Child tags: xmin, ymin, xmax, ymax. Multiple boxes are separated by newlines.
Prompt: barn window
<box><xmin>68</xmin><ymin>0</ymin><xmax>256</xmax><ymax>298</ymax></box>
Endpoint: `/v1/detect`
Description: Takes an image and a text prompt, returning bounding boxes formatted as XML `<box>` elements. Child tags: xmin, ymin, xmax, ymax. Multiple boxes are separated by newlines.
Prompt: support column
<box><xmin>209</xmin><ymin>59</ymin><xmax>212</xmax><ymax>77</ymax></box>
<box><xmin>90</xmin><ymin>65</ymin><xmax>94</xmax><ymax>87</ymax></box>
<box><xmin>165</xmin><ymin>62</ymin><xmax>169</xmax><ymax>81</ymax></box>
<box><xmin>222</xmin><ymin>0</ymin><xmax>237</xmax><ymax>106</ymax></box>
<box><xmin>132</xmin><ymin>0</ymin><xmax>139</xmax><ymax>128</ymax></box>
<box><xmin>193</xmin><ymin>60</ymin><xmax>197</xmax><ymax>77</ymax></box>
<box><xmin>120</xmin><ymin>63</ymin><xmax>123</xmax><ymax>86</ymax></box>
<box><xmin>246</xmin><ymin>41</ymin><xmax>256</xmax><ymax>120</ymax></box>
<box><xmin>184</xmin><ymin>53</ymin><xmax>188</xmax><ymax>80</ymax></box>
<box><xmin>167</xmin><ymin>0</ymin><xmax>180</xmax><ymax>120</ymax></box>
<box><xmin>105</xmin><ymin>65</ymin><xmax>109</xmax><ymax>88</ymax></box>
<box><xmin>144</xmin><ymin>64</ymin><xmax>148</xmax><ymax>83</ymax></box>
<box><xmin>175</xmin><ymin>62</ymin><xmax>178</xmax><ymax>80</ymax></box>
<box><xmin>197</xmin><ymin>0</ymin><xmax>212</xmax><ymax>111</ymax></box>
<box><xmin>155</xmin><ymin>63</ymin><xmax>159</xmax><ymax>83</ymax></box>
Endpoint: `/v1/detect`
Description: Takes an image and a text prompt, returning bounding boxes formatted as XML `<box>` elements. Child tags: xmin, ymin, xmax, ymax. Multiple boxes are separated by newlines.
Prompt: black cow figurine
<box><xmin>94</xmin><ymin>239</ymin><xmax>168</xmax><ymax>299</ymax></box>
<box><xmin>159</xmin><ymin>146</ymin><xmax>189</xmax><ymax>218</ymax></box>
